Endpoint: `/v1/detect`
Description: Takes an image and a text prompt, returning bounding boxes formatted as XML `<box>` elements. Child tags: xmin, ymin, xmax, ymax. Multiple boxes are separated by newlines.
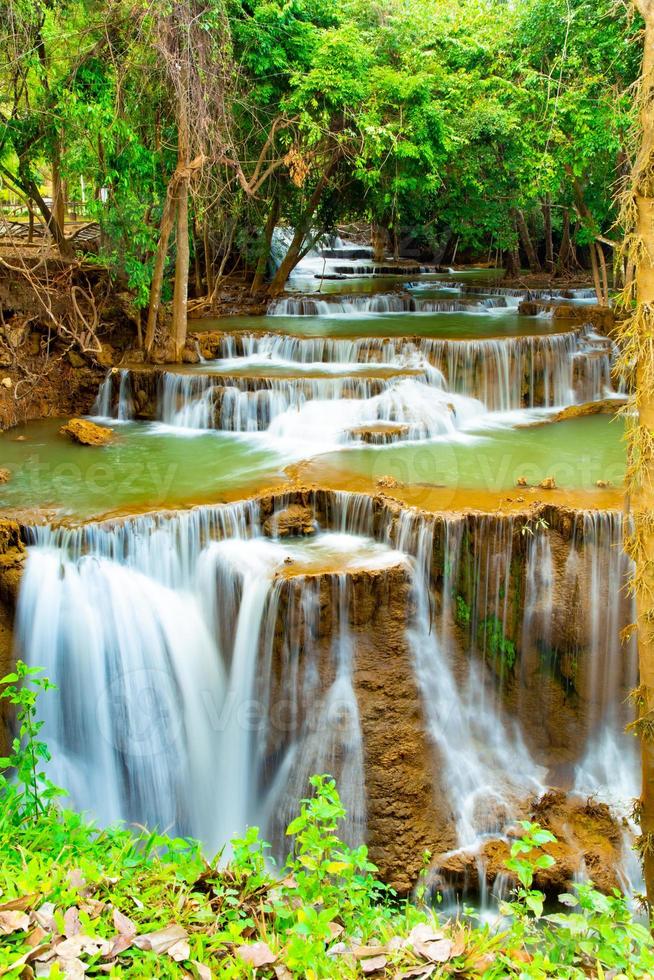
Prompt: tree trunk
<box><xmin>503</xmin><ymin>244</ymin><xmax>520</xmax><ymax>278</ymax></box>
<box><xmin>192</xmin><ymin>218</ymin><xmax>202</xmax><ymax>296</ymax></box>
<box><xmin>267</xmin><ymin>162</ymin><xmax>339</xmax><ymax>296</ymax></box>
<box><xmin>515</xmin><ymin>208</ymin><xmax>541</xmax><ymax>272</ymax></box>
<box><xmin>203</xmin><ymin>221</ymin><xmax>213</xmax><ymax>298</ymax></box>
<box><xmin>596</xmin><ymin>241</ymin><xmax>610</xmax><ymax>305</ymax></box>
<box><xmin>629</xmin><ymin>0</ymin><xmax>654</xmax><ymax>907</ymax></box>
<box><xmin>372</xmin><ymin>223</ymin><xmax>386</xmax><ymax>264</ymax></box>
<box><xmin>252</xmin><ymin>194</ymin><xmax>280</xmax><ymax>294</ymax></box>
<box><xmin>22</xmin><ymin>173</ymin><xmax>73</xmax><ymax>259</ymax></box>
<box><xmin>170</xmin><ymin>34</ymin><xmax>191</xmax><ymax>360</ymax></box>
<box><xmin>542</xmin><ymin>197</ymin><xmax>554</xmax><ymax>272</ymax></box>
<box><xmin>172</xmin><ymin>176</ymin><xmax>190</xmax><ymax>358</ymax></box>
<box><xmin>145</xmin><ymin>187</ymin><xmax>177</xmax><ymax>354</ymax></box>
<box><xmin>589</xmin><ymin>242</ymin><xmax>604</xmax><ymax>306</ymax></box>
<box><xmin>556</xmin><ymin>208</ymin><xmax>572</xmax><ymax>274</ymax></box>
<box><xmin>52</xmin><ymin>141</ymin><xmax>65</xmax><ymax>233</ymax></box>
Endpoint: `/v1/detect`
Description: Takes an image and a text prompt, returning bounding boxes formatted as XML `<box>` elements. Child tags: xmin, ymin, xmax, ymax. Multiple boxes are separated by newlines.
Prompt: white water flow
<box><xmin>259</xmin><ymin>570</ymin><xmax>370</xmax><ymax>848</ymax></box>
<box><xmin>394</xmin><ymin>511</ymin><xmax>543</xmax><ymax>849</ymax></box>
<box><xmin>267</xmin><ymin>294</ymin><xmax>506</xmax><ymax>315</ymax></box>
<box><xmin>572</xmin><ymin>513</ymin><xmax>638</xmax><ymax>803</ymax></box>
<box><xmin>16</xmin><ymin>547</ymin><xmax>226</xmax><ymax>843</ymax></box>
<box><xmin>105</xmin><ymin>324</ymin><xmax>617</xmax><ymax>437</ymax></box>
<box><xmin>92</xmin><ymin>369</ymin><xmax>133</xmax><ymax>421</ymax></box>
<box><xmin>16</xmin><ymin>510</ymin><xmax>402</xmax><ymax>853</ymax></box>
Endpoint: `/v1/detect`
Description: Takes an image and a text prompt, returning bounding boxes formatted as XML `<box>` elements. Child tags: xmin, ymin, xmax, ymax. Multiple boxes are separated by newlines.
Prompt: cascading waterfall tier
<box><xmin>266</xmin><ymin>294</ymin><xmax>508</xmax><ymax>315</ymax></box>
<box><xmin>96</xmin><ymin>325</ymin><xmax>617</xmax><ymax>435</ymax></box>
<box><xmin>12</xmin><ymin>490</ymin><xmax>638</xmax><ymax>894</ymax></box>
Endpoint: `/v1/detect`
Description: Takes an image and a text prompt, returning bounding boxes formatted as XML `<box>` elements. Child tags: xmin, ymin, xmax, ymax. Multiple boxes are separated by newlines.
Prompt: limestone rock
<box><xmin>182</xmin><ymin>347</ymin><xmax>200</xmax><ymax>364</ymax></box>
<box><xmin>1</xmin><ymin>378</ymin><xmax>12</xmax><ymax>389</ymax></box>
<box><xmin>263</xmin><ymin>505</ymin><xmax>316</xmax><ymax>538</ymax></box>
<box><xmin>59</xmin><ymin>418</ymin><xmax>114</xmax><ymax>446</ymax></box>
<box><xmin>429</xmin><ymin>790</ymin><xmax>623</xmax><ymax>899</ymax></box>
<box><xmin>539</xmin><ymin>476</ymin><xmax>556</xmax><ymax>490</ymax></box>
<box><xmin>375</xmin><ymin>475</ymin><xmax>401</xmax><ymax>489</ymax></box>
<box><xmin>0</xmin><ymin>469</ymin><xmax>10</xmax><ymax>484</ymax></box>
<box><xmin>516</xmin><ymin>476</ymin><xmax>528</xmax><ymax>487</ymax></box>
<box><xmin>521</xmin><ymin>399</ymin><xmax>626</xmax><ymax>428</ymax></box>
<box><xmin>350</xmin><ymin>423</ymin><xmax>410</xmax><ymax>445</ymax></box>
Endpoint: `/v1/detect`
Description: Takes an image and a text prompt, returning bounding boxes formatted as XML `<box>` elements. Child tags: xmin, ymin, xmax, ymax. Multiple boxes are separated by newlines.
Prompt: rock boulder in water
<box><xmin>0</xmin><ymin>469</ymin><xmax>10</xmax><ymax>484</ymax></box>
<box><xmin>430</xmin><ymin>790</ymin><xmax>624</xmax><ymax>898</ymax></box>
<box><xmin>59</xmin><ymin>418</ymin><xmax>114</xmax><ymax>446</ymax></box>
<box><xmin>263</xmin><ymin>504</ymin><xmax>316</xmax><ymax>538</ymax></box>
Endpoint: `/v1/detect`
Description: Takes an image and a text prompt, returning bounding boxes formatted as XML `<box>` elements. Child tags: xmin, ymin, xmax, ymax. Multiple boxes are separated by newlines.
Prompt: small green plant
<box><xmin>0</xmin><ymin>660</ymin><xmax>65</xmax><ymax>822</ymax></box>
<box><xmin>521</xmin><ymin>517</ymin><xmax>550</xmax><ymax>538</ymax></box>
<box><xmin>502</xmin><ymin>820</ymin><xmax>556</xmax><ymax>918</ymax></box>
<box><xmin>455</xmin><ymin>593</ymin><xmax>471</xmax><ymax>627</ymax></box>
<box><xmin>478</xmin><ymin>615</ymin><xmax>517</xmax><ymax>670</ymax></box>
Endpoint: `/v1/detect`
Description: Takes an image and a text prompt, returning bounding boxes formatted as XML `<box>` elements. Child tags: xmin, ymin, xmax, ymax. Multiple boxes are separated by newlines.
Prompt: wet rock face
<box><xmin>59</xmin><ymin>418</ymin><xmax>114</xmax><ymax>446</ymax></box>
<box><xmin>263</xmin><ymin>505</ymin><xmax>316</xmax><ymax>538</ymax></box>
<box><xmin>430</xmin><ymin>790</ymin><xmax>624</xmax><ymax>898</ymax></box>
<box><xmin>262</xmin><ymin>561</ymin><xmax>452</xmax><ymax>894</ymax></box>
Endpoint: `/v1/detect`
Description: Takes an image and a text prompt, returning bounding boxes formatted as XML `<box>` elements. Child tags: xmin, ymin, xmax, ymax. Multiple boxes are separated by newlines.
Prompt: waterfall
<box><xmin>101</xmin><ymin>323</ymin><xmax>616</xmax><ymax>434</ymax></box>
<box><xmin>394</xmin><ymin>511</ymin><xmax>543</xmax><ymax>848</ymax></box>
<box><xmin>17</xmin><ymin>502</ymin><xmax>401</xmax><ymax>853</ymax></box>
<box><xmin>14</xmin><ymin>492</ymin><xmax>638</xmax><ymax>890</ymax></box>
<box><xmin>160</xmin><ymin>373</ymin><xmax>215</xmax><ymax>429</ymax></box>
<box><xmin>259</xmin><ymin>572</ymin><xmax>368</xmax><ymax>848</ymax></box>
<box><xmin>572</xmin><ymin>513</ymin><xmax>638</xmax><ymax>802</ymax></box>
<box><xmin>266</xmin><ymin>294</ymin><xmax>493</xmax><ymax>315</ymax></box>
<box><xmin>196</xmin><ymin>327</ymin><xmax>616</xmax><ymax>412</ymax></box>
<box><xmin>16</xmin><ymin>546</ymin><xmax>226</xmax><ymax>843</ymax></box>
<box><xmin>92</xmin><ymin>369</ymin><xmax>132</xmax><ymax>420</ymax></box>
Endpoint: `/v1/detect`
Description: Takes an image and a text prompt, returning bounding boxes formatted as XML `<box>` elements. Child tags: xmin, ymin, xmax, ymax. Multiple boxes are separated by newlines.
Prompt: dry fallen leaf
<box><xmin>326</xmin><ymin>941</ymin><xmax>351</xmax><ymax>958</ymax></box>
<box><xmin>395</xmin><ymin>967</ymin><xmax>435</xmax><ymax>980</ymax></box>
<box><xmin>27</xmin><ymin>925</ymin><xmax>48</xmax><ymax>948</ymax></box>
<box><xmin>35</xmin><ymin>955</ymin><xmax>87</xmax><ymax>979</ymax></box>
<box><xmin>4</xmin><ymin>943</ymin><xmax>53</xmax><ymax>977</ymax></box>
<box><xmin>108</xmin><ymin>933</ymin><xmax>134</xmax><ymax>959</ymax></box>
<box><xmin>450</xmin><ymin>929</ymin><xmax>466</xmax><ymax>958</ymax></box>
<box><xmin>361</xmin><ymin>954</ymin><xmax>388</xmax><ymax>974</ymax></box>
<box><xmin>63</xmin><ymin>907</ymin><xmax>82</xmax><ymax>938</ymax></box>
<box><xmin>466</xmin><ymin>953</ymin><xmax>495</xmax><ymax>972</ymax></box>
<box><xmin>0</xmin><ymin>894</ymin><xmax>40</xmax><ymax>913</ymax></box>
<box><xmin>66</xmin><ymin>869</ymin><xmax>85</xmax><ymax>890</ymax></box>
<box><xmin>133</xmin><ymin>923</ymin><xmax>188</xmax><ymax>955</ymax></box>
<box><xmin>33</xmin><ymin>902</ymin><xmax>57</xmax><ymax>933</ymax></box>
<box><xmin>168</xmin><ymin>938</ymin><xmax>191</xmax><ymax>962</ymax></box>
<box><xmin>50</xmin><ymin>934</ymin><xmax>112</xmax><ymax>960</ymax></box>
<box><xmin>112</xmin><ymin>908</ymin><xmax>137</xmax><ymax>938</ymax></box>
<box><xmin>352</xmin><ymin>944</ymin><xmax>389</xmax><ymax>959</ymax></box>
<box><xmin>416</xmin><ymin>939</ymin><xmax>453</xmax><ymax>964</ymax></box>
<box><xmin>408</xmin><ymin>924</ymin><xmax>444</xmax><ymax>946</ymax></box>
<box><xmin>327</xmin><ymin>921</ymin><xmax>345</xmax><ymax>939</ymax></box>
<box><xmin>78</xmin><ymin>899</ymin><xmax>105</xmax><ymax>919</ymax></box>
<box><xmin>0</xmin><ymin>910</ymin><xmax>30</xmax><ymax>935</ymax></box>
<box><xmin>236</xmin><ymin>941</ymin><xmax>277</xmax><ymax>968</ymax></box>
<box><xmin>274</xmin><ymin>965</ymin><xmax>294</xmax><ymax>980</ymax></box>
<box><xmin>190</xmin><ymin>961</ymin><xmax>212</xmax><ymax>980</ymax></box>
